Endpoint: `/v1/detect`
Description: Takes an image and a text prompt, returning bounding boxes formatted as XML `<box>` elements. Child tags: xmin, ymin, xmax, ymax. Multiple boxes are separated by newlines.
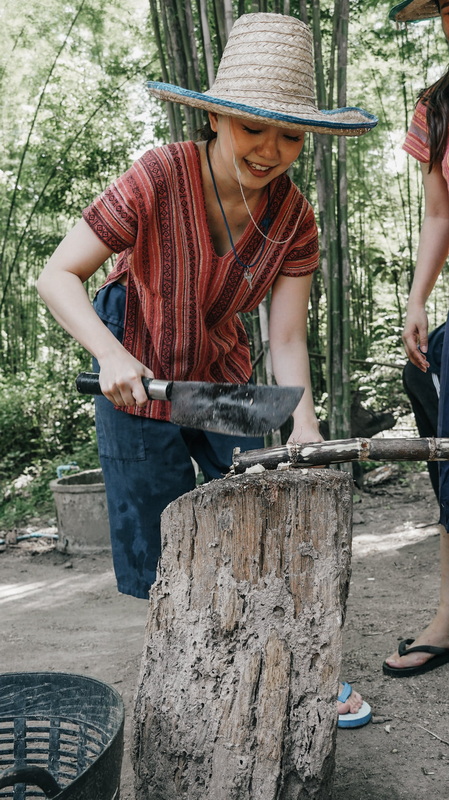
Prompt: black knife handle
<box><xmin>76</xmin><ymin>372</ymin><xmax>104</xmax><ymax>395</ymax></box>
<box><xmin>76</xmin><ymin>372</ymin><xmax>172</xmax><ymax>401</ymax></box>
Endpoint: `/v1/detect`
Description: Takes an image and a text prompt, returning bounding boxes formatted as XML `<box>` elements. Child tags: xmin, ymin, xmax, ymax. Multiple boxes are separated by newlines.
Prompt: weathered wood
<box><xmin>232</xmin><ymin>436</ymin><xmax>449</xmax><ymax>474</ymax></box>
<box><xmin>133</xmin><ymin>469</ymin><xmax>353</xmax><ymax>800</ymax></box>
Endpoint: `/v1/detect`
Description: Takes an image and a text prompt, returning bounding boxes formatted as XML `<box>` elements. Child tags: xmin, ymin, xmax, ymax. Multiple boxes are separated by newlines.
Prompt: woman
<box><xmin>384</xmin><ymin>0</ymin><xmax>449</xmax><ymax>676</ymax></box>
<box><xmin>38</xmin><ymin>12</ymin><xmax>376</xmax><ymax>724</ymax></box>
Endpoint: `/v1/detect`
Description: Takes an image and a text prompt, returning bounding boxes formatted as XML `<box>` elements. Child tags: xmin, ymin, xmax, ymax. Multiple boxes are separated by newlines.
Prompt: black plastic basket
<box><xmin>0</xmin><ymin>672</ymin><xmax>124</xmax><ymax>800</ymax></box>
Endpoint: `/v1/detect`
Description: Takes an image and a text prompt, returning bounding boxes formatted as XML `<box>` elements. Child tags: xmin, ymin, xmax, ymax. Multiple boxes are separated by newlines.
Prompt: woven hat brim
<box><xmin>389</xmin><ymin>0</ymin><xmax>439</xmax><ymax>21</ymax></box>
<box><xmin>147</xmin><ymin>82</ymin><xmax>378</xmax><ymax>137</ymax></box>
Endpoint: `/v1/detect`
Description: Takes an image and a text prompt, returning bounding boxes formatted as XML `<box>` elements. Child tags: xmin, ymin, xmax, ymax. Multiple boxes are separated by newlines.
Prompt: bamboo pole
<box><xmin>232</xmin><ymin>437</ymin><xmax>449</xmax><ymax>474</ymax></box>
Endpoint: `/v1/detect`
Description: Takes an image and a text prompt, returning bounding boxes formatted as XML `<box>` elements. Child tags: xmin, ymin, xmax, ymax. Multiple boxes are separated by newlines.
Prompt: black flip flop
<box><xmin>382</xmin><ymin>638</ymin><xmax>449</xmax><ymax>677</ymax></box>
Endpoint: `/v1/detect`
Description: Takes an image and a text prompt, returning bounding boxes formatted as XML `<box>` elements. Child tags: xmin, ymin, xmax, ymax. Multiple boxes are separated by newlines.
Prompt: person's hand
<box><xmin>402</xmin><ymin>304</ymin><xmax>430</xmax><ymax>372</ymax></box>
<box><xmin>287</xmin><ymin>419</ymin><xmax>323</xmax><ymax>447</ymax></box>
<box><xmin>98</xmin><ymin>352</ymin><xmax>154</xmax><ymax>408</ymax></box>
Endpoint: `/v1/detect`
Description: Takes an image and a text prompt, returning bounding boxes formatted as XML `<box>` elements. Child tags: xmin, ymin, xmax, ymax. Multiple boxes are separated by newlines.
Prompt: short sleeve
<box><xmin>403</xmin><ymin>100</ymin><xmax>430</xmax><ymax>163</ymax></box>
<box><xmin>82</xmin><ymin>164</ymin><xmax>141</xmax><ymax>253</ymax></box>
<box><xmin>279</xmin><ymin>196</ymin><xmax>319</xmax><ymax>277</ymax></box>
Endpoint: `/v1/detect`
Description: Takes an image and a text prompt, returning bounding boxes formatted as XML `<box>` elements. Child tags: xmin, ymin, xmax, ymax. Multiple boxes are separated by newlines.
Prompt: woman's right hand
<box><xmin>98</xmin><ymin>352</ymin><xmax>154</xmax><ymax>408</ymax></box>
<box><xmin>402</xmin><ymin>303</ymin><xmax>430</xmax><ymax>372</ymax></box>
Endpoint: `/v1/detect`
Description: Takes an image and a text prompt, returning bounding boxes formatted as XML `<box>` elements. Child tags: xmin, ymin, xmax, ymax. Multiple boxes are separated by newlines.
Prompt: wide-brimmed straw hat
<box><xmin>147</xmin><ymin>13</ymin><xmax>377</xmax><ymax>137</ymax></box>
<box><xmin>389</xmin><ymin>0</ymin><xmax>439</xmax><ymax>22</ymax></box>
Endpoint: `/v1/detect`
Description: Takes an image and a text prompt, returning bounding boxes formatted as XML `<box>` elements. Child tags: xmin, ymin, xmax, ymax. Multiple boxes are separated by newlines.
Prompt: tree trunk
<box><xmin>198</xmin><ymin>0</ymin><xmax>215</xmax><ymax>87</ymax></box>
<box><xmin>133</xmin><ymin>469</ymin><xmax>353</xmax><ymax>800</ymax></box>
<box><xmin>148</xmin><ymin>0</ymin><xmax>179</xmax><ymax>142</ymax></box>
<box><xmin>336</xmin><ymin>0</ymin><xmax>351</xmax><ymax>442</ymax></box>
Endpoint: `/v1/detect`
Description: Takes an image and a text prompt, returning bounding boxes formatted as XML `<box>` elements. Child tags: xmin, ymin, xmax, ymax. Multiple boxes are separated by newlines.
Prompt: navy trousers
<box><xmin>93</xmin><ymin>283</ymin><xmax>263</xmax><ymax>598</ymax></box>
<box><xmin>438</xmin><ymin>313</ymin><xmax>449</xmax><ymax>531</ymax></box>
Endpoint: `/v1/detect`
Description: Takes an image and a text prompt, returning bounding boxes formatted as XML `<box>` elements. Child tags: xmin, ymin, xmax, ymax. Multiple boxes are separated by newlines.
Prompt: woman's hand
<box><xmin>287</xmin><ymin>418</ymin><xmax>323</xmax><ymax>446</ymax></box>
<box><xmin>98</xmin><ymin>352</ymin><xmax>154</xmax><ymax>408</ymax></box>
<box><xmin>402</xmin><ymin>303</ymin><xmax>430</xmax><ymax>372</ymax></box>
<box><xmin>401</xmin><ymin>161</ymin><xmax>449</xmax><ymax>373</ymax></box>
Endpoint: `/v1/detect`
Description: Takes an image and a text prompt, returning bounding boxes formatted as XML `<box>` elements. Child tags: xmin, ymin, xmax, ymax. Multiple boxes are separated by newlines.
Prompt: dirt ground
<box><xmin>1</xmin><ymin>468</ymin><xmax>448</xmax><ymax>800</ymax></box>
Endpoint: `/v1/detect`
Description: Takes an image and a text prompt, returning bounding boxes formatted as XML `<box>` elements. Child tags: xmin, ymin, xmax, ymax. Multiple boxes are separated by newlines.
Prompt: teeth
<box><xmin>247</xmin><ymin>161</ymin><xmax>271</xmax><ymax>171</ymax></box>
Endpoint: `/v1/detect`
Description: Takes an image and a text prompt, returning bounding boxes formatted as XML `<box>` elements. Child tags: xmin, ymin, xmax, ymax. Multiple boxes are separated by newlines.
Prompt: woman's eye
<box><xmin>285</xmin><ymin>135</ymin><xmax>301</xmax><ymax>142</ymax></box>
<box><xmin>243</xmin><ymin>126</ymin><xmax>261</xmax><ymax>135</ymax></box>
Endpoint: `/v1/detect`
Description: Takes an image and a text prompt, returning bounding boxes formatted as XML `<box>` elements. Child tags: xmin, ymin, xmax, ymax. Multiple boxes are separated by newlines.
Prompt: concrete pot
<box><xmin>50</xmin><ymin>468</ymin><xmax>110</xmax><ymax>553</ymax></box>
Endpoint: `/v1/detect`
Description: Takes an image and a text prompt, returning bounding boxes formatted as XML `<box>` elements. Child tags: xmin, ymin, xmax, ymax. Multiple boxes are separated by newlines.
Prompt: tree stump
<box><xmin>133</xmin><ymin>468</ymin><xmax>353</xmax><ymax>800</ymax></box>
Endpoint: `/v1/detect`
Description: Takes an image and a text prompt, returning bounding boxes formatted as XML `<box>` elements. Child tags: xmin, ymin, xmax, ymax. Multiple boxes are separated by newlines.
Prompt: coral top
<box><xmin>404</xmin><ymin>99</ymin><xmax>449</xmax><ymax>188</ymax></box>
<box><xmin>83</xmin><ymin>141</ymin><xmax>319</xmax><ymax>420</ymax></box>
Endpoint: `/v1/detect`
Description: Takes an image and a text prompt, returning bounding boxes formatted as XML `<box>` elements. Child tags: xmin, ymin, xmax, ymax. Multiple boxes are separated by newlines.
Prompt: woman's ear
<box><xmin>208</xmin><ymin>112</ymin><xmax>219</xmax><ymax>132</ymax></box>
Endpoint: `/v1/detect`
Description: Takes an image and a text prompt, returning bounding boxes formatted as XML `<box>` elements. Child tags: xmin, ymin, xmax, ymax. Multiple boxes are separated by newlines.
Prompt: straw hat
<box><xmin>147</xmin><ymin>13</ymin><xmax>377</xmax><ymax>137</ymax></box>
<box><xmin>389</xmin><ymin>0</ymin><xmax>439</xmax><ymax>22</ymax></box>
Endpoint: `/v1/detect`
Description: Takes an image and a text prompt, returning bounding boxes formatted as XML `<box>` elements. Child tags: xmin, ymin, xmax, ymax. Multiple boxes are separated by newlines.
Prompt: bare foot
<box><xmin>384</xmin><ymin>614</ymin><xmax>449</xmax><ymax>670</ymax></box>
<box><xmin>337</xmin><ymin>683</ymin><xmax>363</xmax><ymax>716</ymax></box>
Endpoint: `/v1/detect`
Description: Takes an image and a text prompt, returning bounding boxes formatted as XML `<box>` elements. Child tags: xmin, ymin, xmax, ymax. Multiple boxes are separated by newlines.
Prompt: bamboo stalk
<box><xmin>198</xmin><ymin>0</ymin><xmax>215</xmax><ymax>87</ymax></box>
<box><xmin>231</xmin><ymin>437</ymin><xmax>449</xmax><ymax>474</ymax></box>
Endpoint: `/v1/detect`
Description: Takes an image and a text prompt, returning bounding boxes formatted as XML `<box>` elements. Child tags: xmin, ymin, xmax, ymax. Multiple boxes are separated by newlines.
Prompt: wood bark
<box><xmin>232</xmin><ymin>436</ymin><xmax>449</xmax><ymax>473</ymax></box>
<box><xmin>133</xmin><ymin>469</ymin><xmax>353</xmax><ymax>800</ymax></box>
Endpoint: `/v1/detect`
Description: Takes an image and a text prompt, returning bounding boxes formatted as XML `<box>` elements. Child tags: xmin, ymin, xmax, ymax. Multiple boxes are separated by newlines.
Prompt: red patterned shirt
<box><xmin>83</xmin><ymin>141</ymin><xmax>319</xmax><ymax>420</ymax></box>
<box><xmin>404</xmin><ymin>99</ymin><xmax>449</xmax><ymax>188</ymax></box>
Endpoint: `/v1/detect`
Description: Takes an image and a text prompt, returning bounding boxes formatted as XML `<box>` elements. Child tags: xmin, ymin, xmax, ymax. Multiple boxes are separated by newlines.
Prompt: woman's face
<box><xmin>208</xmin><ymin>113</ymin><xmax>305</xmax><ymax>193</ymax></box>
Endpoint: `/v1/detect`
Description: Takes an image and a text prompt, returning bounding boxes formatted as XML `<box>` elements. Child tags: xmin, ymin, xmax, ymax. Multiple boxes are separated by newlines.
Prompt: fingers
<box><xmin>402</xmin><ymin>309</ymin><xmax>430</xmax><ymax>372</ymax></box>
<box><xmin>287</xmin><ymin>424</ymin><xmax>323</xmax><ymax>446</ymax></box>
<box><xmin>103</xmin><ymin>378</ymin><xmax>147</xmax><ymax>408</ymax></box>
<box><xmin>99</xmin><ymin>360</ymin><xmax>154</xmax><ymax>408</ymax></box>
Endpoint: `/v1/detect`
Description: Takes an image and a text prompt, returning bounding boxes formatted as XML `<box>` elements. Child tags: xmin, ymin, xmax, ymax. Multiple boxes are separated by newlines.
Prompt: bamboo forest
<box><xmin>1</xmin><ymin>0</ymin><xmax>448</xmax><ymax>525</ymax></box>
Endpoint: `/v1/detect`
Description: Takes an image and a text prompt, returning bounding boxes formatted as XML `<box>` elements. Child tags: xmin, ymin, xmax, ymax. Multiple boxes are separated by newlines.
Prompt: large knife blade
<box><xmin>76</xmin><ymin>373</ymin><xmax>304</xmax><ymax>437</ymax></box>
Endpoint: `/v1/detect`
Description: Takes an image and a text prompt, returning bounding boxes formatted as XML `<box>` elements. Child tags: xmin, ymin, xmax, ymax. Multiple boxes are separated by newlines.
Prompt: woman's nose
<box><xmin>256</xmin><ymin>133</ymin><xmax>279</xmax><ymax>160</ymax></box>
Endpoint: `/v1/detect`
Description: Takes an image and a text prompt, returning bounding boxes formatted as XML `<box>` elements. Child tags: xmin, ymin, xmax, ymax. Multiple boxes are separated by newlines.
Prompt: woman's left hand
<box><xmin>287</xmin><ymin>419</ymin><xmax>323</xmax><ymax>446</ymax></box>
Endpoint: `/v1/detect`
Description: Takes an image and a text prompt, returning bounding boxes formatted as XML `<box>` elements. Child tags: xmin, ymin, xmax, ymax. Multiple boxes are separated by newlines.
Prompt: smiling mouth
<box><xmin>245</xmin><ymin>160</ymin><xmax>273</xmax><ymax>172</ymax></box>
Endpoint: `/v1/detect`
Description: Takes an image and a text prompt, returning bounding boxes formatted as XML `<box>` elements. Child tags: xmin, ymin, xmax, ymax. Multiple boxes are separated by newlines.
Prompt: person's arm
<box><xmin>403</xmin><ymin>161</ymin><xmax>449</xmax><ymax>372</ymax></box>
<box><xmin>37</xmin><ymin>218</ymin><xmax>153</xmax><ymax>407</ymax></box>
<box><xmin>269</xmin><ymin>271</ymin><xmax>322</xmax><ymax>444</ymax></box>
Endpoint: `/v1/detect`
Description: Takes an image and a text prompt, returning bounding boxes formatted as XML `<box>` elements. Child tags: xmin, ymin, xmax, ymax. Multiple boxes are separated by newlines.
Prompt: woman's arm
<box><xmin>37</xmin><ymin>218</ymin><xmax>153</xmax><ymax>406</ymax></box>
<box><xmin>269</xmin><ymin>271</ymin><xmax>322</xmax><ymax>444</ymax></box>
<box><xmin>403</xmin><ymin>161</ymin><xmax>449</xmax><ymax>371</ymax></box>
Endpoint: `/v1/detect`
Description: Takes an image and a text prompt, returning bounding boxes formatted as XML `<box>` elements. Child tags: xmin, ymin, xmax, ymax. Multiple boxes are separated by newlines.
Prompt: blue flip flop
<box><xmin>337</xmin><ymin>681</ymin><xmax>372</xmax><ymax>729</ymax></box>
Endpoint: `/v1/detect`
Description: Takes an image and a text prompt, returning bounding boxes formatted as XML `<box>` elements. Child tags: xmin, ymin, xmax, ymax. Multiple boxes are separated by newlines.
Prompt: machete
<box><xmin>76</xmin><ymin>372</ymin><xmax>304</xmax><ymax>437</ymax></box>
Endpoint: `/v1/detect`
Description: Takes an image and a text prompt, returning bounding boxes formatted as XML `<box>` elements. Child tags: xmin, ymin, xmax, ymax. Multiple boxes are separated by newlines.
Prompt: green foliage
<box><xmin>0</xmin><ymin>358</ymin><xmax>99</xmax><ymax>527</ymax></box>
<box><xmin>2</xmin><ymin>0</ymin><xmax>449</xmax><ymax>526</ymax></box>
<box><xmin>0</xmin><ymin>440</ymin><xmax>101</xmax><ymax>530</ymax></box>
<box><xmin>0</xmin><ymin>360</ymin><xmax>97</xmax><ymax>479</ymax></box>
<box><xmin>0</xmin><ymin>0</ymin><xmax>155</xmax><ymax>374</ymax></box>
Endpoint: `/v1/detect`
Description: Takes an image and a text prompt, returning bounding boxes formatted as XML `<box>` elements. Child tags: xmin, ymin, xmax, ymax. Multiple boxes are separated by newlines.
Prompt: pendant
<box><xmin>244</xmin><ymin>268</ymin><xmax>253</xmax><ymax>289</ymax></box>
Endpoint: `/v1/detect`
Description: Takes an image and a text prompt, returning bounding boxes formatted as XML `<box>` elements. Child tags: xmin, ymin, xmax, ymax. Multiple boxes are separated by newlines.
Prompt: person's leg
<box><xmin>92</xmin><ymin>284</ymin><xmax>196</xmax><ymax>598</ymax></box>
<box><xmin>402</xmin><ymin>360</ymin><xmax>440</xmax><ymax>499</ymax></box>
<box><xmin>96</xmin><ymin>400</ymin><xmax>196</xmax><ymax>598</ymax></box>
<box><xmin>185</xmin><ymin>428</ymin><xmax>263</xmax><ymax>481</ymax></box>
<box><xmin>384</xmin><ymin>313</ymin><xmax>449</xmax><ymax>672</ymax></box>
<box><xmin>383</xmin><ymin>528</ymin><xmax>449</xmax><ymax>671</ymax></box>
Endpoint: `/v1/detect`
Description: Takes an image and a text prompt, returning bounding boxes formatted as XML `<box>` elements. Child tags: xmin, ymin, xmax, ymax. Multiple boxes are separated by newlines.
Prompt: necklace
<box><xmin>205</xmin><ymin>139</ymin><xmax>271</xmax><ymax>289</ymax></box>
<box><xmin>227</xmin><ymin>117</ymin><xmax>301</xmax><ymax>247</ymax></box>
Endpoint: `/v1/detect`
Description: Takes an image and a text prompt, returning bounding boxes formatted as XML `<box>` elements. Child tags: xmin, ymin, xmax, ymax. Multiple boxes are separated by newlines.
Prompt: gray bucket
<box><xmin>50</xmin><ymin>468</ymin><xmax>110</xmax><ymax>553</ymax></box>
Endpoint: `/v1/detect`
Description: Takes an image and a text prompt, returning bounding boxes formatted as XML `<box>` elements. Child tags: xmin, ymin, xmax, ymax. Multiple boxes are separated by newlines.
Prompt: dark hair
<box><xmin>195</xmin><ymin>119</ymin><xmax>217</xmax><ymax>142</ymax></box>
<box><xmin>418</xmin><ymin>0</ymin><xmax>448</xmax><ymax>171</ymax></box>
<box><xmin>419</xmin><ymin>66</ymin><xmax>449</xmax><ymax>171</ymax></box>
